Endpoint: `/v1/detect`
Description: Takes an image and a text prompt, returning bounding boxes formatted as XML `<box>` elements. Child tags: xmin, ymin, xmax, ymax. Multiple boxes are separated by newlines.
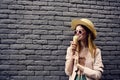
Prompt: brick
<box><xmin>0</xmin><ymin>4</ymin><xmax>8</xmax><ymax>9</ymax></box>
<box><xmin>77</xmin><ymin>4</ymin><xmax>91</xmax><ymax>8</ymax></box>
<box><xmin>26</xmin><ymin>55</ymin><xmax>42</xmax><ymax>60</ymax></box>
<box><xmin>48</xmin><ymin>30</ymin><xmax>62</xmax><ymax>35</ymax></box>
<box><xmin>42</xmin><ymin>45</ymin><xmax>57</xmax><ymax>50</ymax></box>
<box><xmin>19</xmin><ymin>60</ymin><xmax>34</xmax><ymax>65</ymax></box>
<box><xmin>33</xmin><ymin>30</ymin><xmax>48</xmax><ymax>35</ymax></box>
<box><xmin>54</xmin><ymin>0</ymin><xmax>69</xmax><ymax>2</ymax></box>
<box><xmin>34</xmin><ymin>61</ymin><xmax>50</xmax><ymax>66</ymax></box>
<box><xmin>58</xmin><ymin>45</ymin><xmax>68</xmax><ymax>50</ymax></box>
<box><xmin>0</xmin><ymin>19</ymin><xmax>16</xmax><ymax>24</ymax></box>
<box><xmin>44</xmin><ymin>66</ymin><xmax>59</xmax><ymax>71</ymax></box>
<box><xmin>90</xmin><ymin>5</ymin><xmax>104</xmax><ymax>9</ymax></box>
<box><xmin>0</xmin><ymin>14</ymin><xmax>8</xmax><ymax>19</ymax></box>
<box><xmin>25</xmin><ymin>35</ymin><xmax>40</xmax><ymax>39</ymax></box>
<box><xmin>0</xmin><ymin>44</ymin><xmax>9</xmax><ymax>49</ymax></box>
<box><xmin>33</xmin><ymin>40</ymin><xmax>47</xmax><ymax>44</ymax></box>
<box><xmin>117</xmin><ymin>46</ymin><xmax>120</xmax><ymax>50</ymax></box>
<box><xmin>33</xmin><ymin>1</ymin><xmax>47</xmax><ymax>6</ymax></box>
<box><xmin>0</xmin><ymin>65</ymin><xmax>9</xmax><ymax>70</ymax></box>
<box><xmin>11</xmin><ymin>76</ymin><xmax>26</xmax><ymax>80</ymax></box>
<box><xmin>69</xmin><ymin>0</ymin><xmax>83</xmax><ymax>3</ymax></box>
<box><xmin>35</xmin><ymin>50</ymin><xmax>51</xmax><ymax>55</ymax></box>
<box><xmin>9</xmin><ymin>14</ymin><xmax>23</xmax><ymax>19</ymax></box>
<box><xmin>8</xmin><ymin>34</ymin><xmax>24</xmax><ymax>39</ymax></box>
<box><xmin>1</xmin><ymin>0</ymin><xmax>16</xmax><ymax>4</ymax></box>
<box><xmin>35</xmin><ymin>71</ymin><xmax>49</xmax><ymax>76</ymax></box>
<box><xmin>8</xmin><ymin>24</ymin><xmax>20</xmax><ymax>29</ymax></box>
<box><xmin>8</xmin><ymin>5</ymin><xmax>24</xmax><ymax>10</ymax></box>
<box><xmin>0</xmin><ymin>10</ymin><xmax>16</xmax><ymax>14</ymax></box>
<box><xmin>24</xmin><ymin>15</ymin><xmax>40</xmax><ymax>20</ymax></box>
<box><xmin>32</xmin><ymin>20</ymin><xmax>47</xmax><ymax>25</ymax></box>
<box><xmin>50</xmin><ymin>60</ymin><xmax>65</xmax><ymax>66</ymax></box>
<box><xmin>102</xmin><ymin>46</ymin><xmax>116</xmax><ymax>50</ymax></box>
<box><xmin>106</xmin><ymin>41</ymin><xmax>120</xmax><ymax>46</ymax></box>
<box><xmin>10</xmin><ymin>44</ymin><xmax>25</xmax><ymax>49</ymax></box>
<box><xmin>0</xmin><ymin>29</ymin><xmax>16</xmax><ymax>34</ymax></box>
<box><xmin>24</xmin><ymin>5</ymin><xmax>39</xmax><ymax>10</ymax></box>
<box><xmin>62</xmin><ymin>40</ymin><xmax>70</xmax><ymax>46</ymax></box>
<box><xmin>63</xmin><ymin>31</ymin><xmax>73</xmax><ymax>36</ymax></box>
<box><xmin>9</xmin><ymin>65</ymin><xmax>26</xmax><ymax>70</ymax></box>
<box><xmin>1</xmin><ymin>71</ymin><xmax>18</xmax><ymax>76</ymax></box>
<box><xmin>63</xmin><ymin>12</ymin><xmax>78</xmax><ymax>17</ymax></box>
<box><xmin>50</xmin><ymin>71</ymin><xmax>65</xmax><ymax>76</ymax></box>
<box><xmin>17</xmin><ymin>39</ymin><xmax>32</xmax><ymax>44</ymax></box>
<box><xmin>0</xmin><ymin>34</ymin><xmax>7</xmax><ymax>39</ymax></box>
<box><xmin>27</xmin><ymin>66</ymin><xmax>43</xmax><ymax>71</ymax></box>
<box><xmin>17</xmin><ymin>29</ymin><xmax>32</xmax><ymax>34</ymax></box>
<box><xmin>10</xmin><ymin>55</ymin><xmax>26</xmax><ymax>60</ymax></box>
<box><xmin>83</xmin><ymin>1</ymin><xmax>97</xmax><ymax>5</ymax></box>
<box><xmin>113</xmin><ymin>28</ymin><xmax>120</xmax><ymax>32</ymax></box>
<box><xmin>55</xmin><ymin>7</ymin><xmax>68</xmax><ymax>11</ymax></box>
<box><xmin>0</xmin><ymin>24</ymin><xmax>8</xmax><ymax>28</ymax></box>
<box><xmin>17</xmin><ymin>0</ymin><xmax>32</xmax><ymax>5</ymax></box>
<box><xmin>4</xmin><ymin>60</ymin><xmax>19</xmax><ymax>65</ymax></box>
<box><xmin>27</xmin><ymin>76</ymin><xmax>43</xmax><ymax>80</ymax></box>
<box><xmin>20</xmin><ymin>50</ymin><xmax>34</xmax><ymax>55</ymax></box>
<box><xmin>52</xmin><ymin>50</ymin><xmax>66</xmax><ymax>55</ymax></box>
<box><xmin>44</xmin><ymin>76</ymin><xmax>59</xmax><ymax>80</ymax></box>
<box><xmin>18</xmin><ymin>71</ymin><xmax>34</xmax><ymax>76</ymax></box>
<box><xmin>48</xmin><ymin>40</ymin><xmax>61</xmax><ymax>45</ymax></box>
<box><xmin>41</xmin><ymin>35</ymin><xmax>56</xmax><ymax>40</ymax></box>
<box><xmin>0</xmin><ymin>76</ymin><xmax>9</xmax><ymax>80</ymax></box>
<box><xmin>41</xmin><ymin>6</ymin><xmax>55</xmax><ymax>11</ymax></box>
<box><xmin>25</xmin><ymin>44</ymin><xmax>42</xmax><ymax>50</ymax></box>
<box><xmin>19</xmin><ymin>20</ymin><xmax>32</xmax><ymax>25</ymax></box>
<box><xmin>40</xmin><ymin>16</ymin><xmax>54</xmax><ymax>20</ymax></box>
<box><xmin>1</xmin><ymin>39</ymin><xmax>16</xmax><ymax>44</ymax></box>
<box><xmin>49</xmin><ymin>21</ymin><xmax>63</xmax><ymax>26</ymax></box>
<box><xmin>0</xmin><ymin>55</ymin><xmax>9</xmax><ymax>60</ymax></box>
<box><xmin>0</xmin><ymin>50</ymin><xmax>18</xmax><ymax>55</ymax></box>
<box><xmin>56</xmin><ymin>35</ymin><xmax>71</xmax><ymax>40</ymax></box>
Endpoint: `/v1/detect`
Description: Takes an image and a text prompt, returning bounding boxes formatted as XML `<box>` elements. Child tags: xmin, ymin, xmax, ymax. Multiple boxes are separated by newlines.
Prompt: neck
<box><xmin>80</xmin><ymin>39</ymin><xmax>87</xmax><ymax>49</ymax></box>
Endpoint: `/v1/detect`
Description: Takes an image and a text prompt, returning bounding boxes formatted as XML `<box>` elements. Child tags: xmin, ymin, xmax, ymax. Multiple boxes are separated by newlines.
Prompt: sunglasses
<box><xmin>74</xmin><ymin>30</ymin><xmax>83</xmax><ymax>34</ymax></box>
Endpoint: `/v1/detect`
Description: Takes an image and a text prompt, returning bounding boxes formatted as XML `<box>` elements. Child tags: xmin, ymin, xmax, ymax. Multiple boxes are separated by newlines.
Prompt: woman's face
<box><xmin>75</xmin><ymin>25</ymin><xmax>87</xmax><ymax>41</ymax></box>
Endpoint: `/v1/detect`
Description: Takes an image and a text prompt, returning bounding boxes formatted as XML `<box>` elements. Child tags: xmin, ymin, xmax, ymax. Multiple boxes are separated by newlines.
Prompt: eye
<box><xmin>74</xmin><ymin>31</ymin><xmax>77</xmax><ymax>34</ymax></box>
<box><xmin>79</xmin><ymin>31</ymin><xmax>82</xmax><ymax>34</ymax></box>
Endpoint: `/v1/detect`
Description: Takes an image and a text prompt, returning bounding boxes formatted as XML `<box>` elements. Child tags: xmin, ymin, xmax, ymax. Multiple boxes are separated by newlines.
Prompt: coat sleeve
<box><xmin>83</xmin><ymin>48</ymin><xmax>104</xmax><ymax>79</ymax></box>
<box><xmin>65</xmin><ymin>47</ymin><xmax>74</xmax><ymax>76</ymax></box>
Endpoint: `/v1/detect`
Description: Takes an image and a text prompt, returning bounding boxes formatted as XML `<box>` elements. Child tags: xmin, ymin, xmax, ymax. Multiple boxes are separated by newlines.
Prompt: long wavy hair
<box><xmin>77</xmin><ymin>24</ymin><xmax>97</xmax><ymax>58</ymax></box>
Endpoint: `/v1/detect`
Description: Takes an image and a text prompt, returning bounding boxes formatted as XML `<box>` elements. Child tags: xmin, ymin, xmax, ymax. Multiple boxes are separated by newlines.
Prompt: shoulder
<box><xmin>96</xmin><ymin>48</ymin><xmax>101</xmax><ymax>53</ymax></box>
<box><xmin>95</xmin><ymin>48</ymin><xmax>102</xmax><ymax>56</ymax></box>
<box><xmin>67</xmin><ymin>46</ymin><xmax>72</xmax><ymax>52</ymax></box>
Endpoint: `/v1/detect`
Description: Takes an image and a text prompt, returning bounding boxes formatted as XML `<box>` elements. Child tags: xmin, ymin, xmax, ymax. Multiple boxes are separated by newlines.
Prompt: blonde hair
<box><xmin>77</xmin><ymin>25</ymin><xmax>97</xmax><ymax>58</ymax></box>
<box><xmin>88</xmin><ymin>34</ymin><xmax>97</xmax><ymax>58</ymax></box>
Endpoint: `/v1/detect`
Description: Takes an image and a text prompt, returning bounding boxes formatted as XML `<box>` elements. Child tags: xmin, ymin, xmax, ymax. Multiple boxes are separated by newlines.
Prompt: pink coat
<box><xmin>65</xmin><ymin>47</ymin><xmax>104</xmax><ymax>80</ymax></box>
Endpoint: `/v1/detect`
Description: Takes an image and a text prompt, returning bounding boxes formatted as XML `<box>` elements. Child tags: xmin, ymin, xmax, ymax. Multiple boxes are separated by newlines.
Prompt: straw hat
<box><xmin>71</xmin><ymin>18</ymin><xmax>97</xmax><ymax>40</ymax></box>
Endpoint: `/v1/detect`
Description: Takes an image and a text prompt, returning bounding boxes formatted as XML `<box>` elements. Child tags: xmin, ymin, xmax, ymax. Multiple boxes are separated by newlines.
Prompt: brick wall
<box><xmin>0</xmin><ymin>0</ymin><xmax>120</xmax><ymax>80</ymax></box>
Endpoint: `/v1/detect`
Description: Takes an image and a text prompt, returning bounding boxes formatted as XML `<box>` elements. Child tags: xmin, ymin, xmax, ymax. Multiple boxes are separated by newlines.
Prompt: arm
<box><xmin>77</xmin><ymin>48</ymin><xmax>104</xmax><ymax>79</ymax></box>
<box><xmin>65</xmin><ymin>47</ymin><xmax>74</xmax><ymax>76</ymax></box>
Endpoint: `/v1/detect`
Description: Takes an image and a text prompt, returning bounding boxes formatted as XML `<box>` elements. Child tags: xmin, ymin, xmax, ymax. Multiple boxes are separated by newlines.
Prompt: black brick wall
<box><xmin>0</xmin><ymin>0</ymin><xmax>120</xmax><ymax>80</ymax></box>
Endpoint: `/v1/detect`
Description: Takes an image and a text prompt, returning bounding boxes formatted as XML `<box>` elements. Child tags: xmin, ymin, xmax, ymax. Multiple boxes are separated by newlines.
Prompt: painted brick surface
<box><xmin>0</xmin><ymin>0</ymin><xmax>120</xmax><ymax>80</ymax></box>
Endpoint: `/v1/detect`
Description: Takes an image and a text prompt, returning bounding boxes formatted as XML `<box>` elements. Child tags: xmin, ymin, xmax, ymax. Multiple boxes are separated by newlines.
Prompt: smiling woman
<box><xmin>65</xmin><ymin>18</ymin><xmax>104</xmax><ymax>80</ymax></box>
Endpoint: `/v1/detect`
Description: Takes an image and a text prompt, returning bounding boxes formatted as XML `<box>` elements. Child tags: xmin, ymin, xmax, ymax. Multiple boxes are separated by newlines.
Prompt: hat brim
<box><xmin>71</xmin><ymin>19</ymin><xmax>97</xmax><ymax>40</ymax></box>
<box><xmin>71</xmin><ymin>19</ymin><xmax>91</xmax><ymax>30</ymax></box>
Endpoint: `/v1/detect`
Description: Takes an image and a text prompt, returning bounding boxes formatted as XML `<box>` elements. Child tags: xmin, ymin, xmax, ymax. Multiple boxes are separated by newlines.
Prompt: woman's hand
<box><xmin>70</xmin><ymin>41</ymin><xmax>77</xmax><ymax>55</ymax></box>
<box><xmin>76</xmin><ymin>63</ymin><xmax>84</xmax><ymax>72</ymax></box>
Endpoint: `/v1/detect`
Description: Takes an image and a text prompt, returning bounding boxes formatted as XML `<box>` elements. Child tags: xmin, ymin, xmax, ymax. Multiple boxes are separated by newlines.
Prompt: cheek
<box><xmin>80</xmin><ymin>33</ymin><xmax>87</xmax><ymax>40</ymax></box>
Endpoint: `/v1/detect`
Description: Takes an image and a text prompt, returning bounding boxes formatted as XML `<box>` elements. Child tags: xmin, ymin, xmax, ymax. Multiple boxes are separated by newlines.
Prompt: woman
<box><xmin>65</xmin><ymin>18</ymin><xmax>104</xmax><ymax>80</ymax></box>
